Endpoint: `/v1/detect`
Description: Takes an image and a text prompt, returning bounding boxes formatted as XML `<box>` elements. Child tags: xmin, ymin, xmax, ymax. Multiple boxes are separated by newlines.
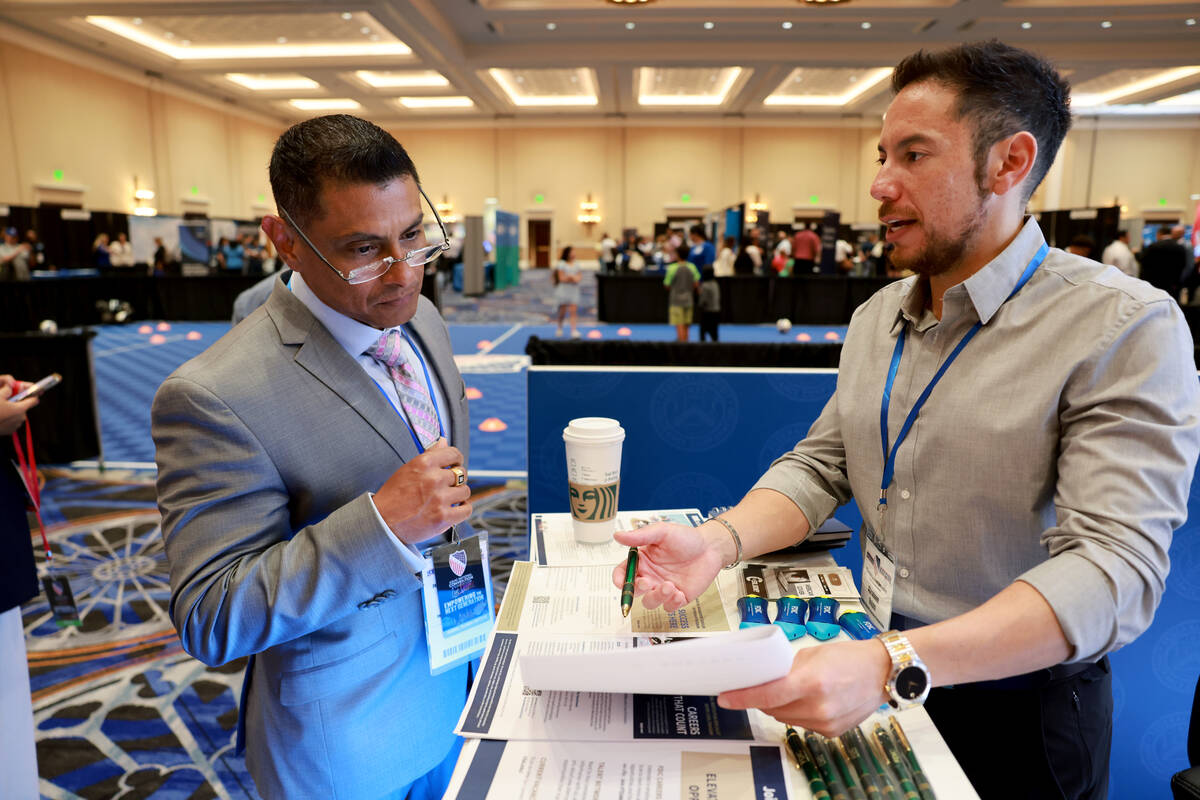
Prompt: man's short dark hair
<box><xmin>269</xmin><ymin>114</ymin><xmax>420</xmax><ymax>226</ymax></box>
<box><xmin>891</xmin><ymin>40</ymin><xmax>1072</xmax><ymax>202</ymax></box>
<box><xmin>689</xmin><ymin>224</ymin><xmax>707</xmax><ymax>240</ymax></box>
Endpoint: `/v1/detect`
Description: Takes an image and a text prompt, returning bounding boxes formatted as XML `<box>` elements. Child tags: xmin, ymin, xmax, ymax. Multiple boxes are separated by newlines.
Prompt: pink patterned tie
<box><xmin>367</xmin><ymin>329</ymin><xmax>440</xmax><ymax>448</ymax></box>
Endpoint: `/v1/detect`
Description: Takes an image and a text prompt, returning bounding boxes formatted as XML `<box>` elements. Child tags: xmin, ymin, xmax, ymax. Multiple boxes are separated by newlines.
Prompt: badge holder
<box><xmin>13</xmin><ymin>422</ymin><xmax>81</xmax><ymax>627</ymax></box>
<box><xmin>420</xmin><ymin>525</ymin><xmax>495</xmax><ymax>676</ymax></box>
<box><xmin>860</xmin><ymin>524</ymin><xmax>896</xmax><ymax>633</ymax></box>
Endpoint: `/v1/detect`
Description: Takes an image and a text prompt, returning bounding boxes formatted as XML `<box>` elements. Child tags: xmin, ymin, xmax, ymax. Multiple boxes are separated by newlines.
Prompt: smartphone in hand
<box><xmin>9</xmin><ymin>373</ymin><xmax>61</xmax><ymax>402</ymax></box>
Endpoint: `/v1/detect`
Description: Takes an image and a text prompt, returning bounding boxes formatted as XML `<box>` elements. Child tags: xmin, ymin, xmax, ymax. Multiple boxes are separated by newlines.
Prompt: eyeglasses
<box><xmin>278</xmin><ymin>183</ymin><xmax>451</xmax><ymax>285</ymax></box>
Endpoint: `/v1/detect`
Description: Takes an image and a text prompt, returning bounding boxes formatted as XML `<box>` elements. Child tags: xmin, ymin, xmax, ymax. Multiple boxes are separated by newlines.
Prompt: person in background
<box><xmin>1066</xmin><ymin>235</ymin><xmax>1094</xmax><ymax>259</ymax></box>
<box><xmin>0</xmin><ymin>374</ymin><xmax>40</xmax><ymax>799</ymax></box>
<box><xmin>714</xmin><ymin>236</ymin><xmax>736</xmax><ymax>277</ymax></box>
<box><xmin>92</xmin><ymin>232</ymin><xmax>111</xmax><ymax>268</ymax></box>
<box><xmin>626</xmin><ymin>244</ymin><xmax>646</xmax><ymax>272</ymax></box>
<box><xmin>1100</xmin><ymin>230</ymin><xmax>1137</xmax><ymax>278</ymax></box>
<box><xmin>834</xmin><ymin>235</ymin><xmax>856</xmax><ymax>273</ymax></box>
<box><xmin>23</xmin><ymin>229</ymin><xmax>46</xmax><ymax>271</ymax></box>
<box><xmin>1141</xmin><ymin>224</ymin><xmax>1189</xmax><ymax>302</ymax></box>
<box><xmin>599</xmin><ymin>232</ymin><xmax>617</xmax><ymax>273</ymax></box>
<box><xmin>221</xmin><ymin>236</ymin><xmax>245</xmax><ymax>274</ymax></box>
<box><xmin>772</xmin><ymin>228</ymin><xmax>792</xmax><ymax>264</ymax></box>
<box><xmin>793</xmin><ymin>222</ymin><xmax>822</xmax><ymax>274</ymax></box>
<box><xmin>737</xmin><ymin>234</ymin><xmax>763</xmax><ymax>275</ymax></box>
<box><xmin>152</xmin><ymin>237</ymin><xmax>169</xmax><ymax>276</ymax></box>
<box><xmin>664</xmin><ymin>239</ymin><xmax>700</xmax><ymax>343</ymax></box>
<box><xmin>614</xmin><ymin>40</ymin><xmax>1200</xmax><ymax>800</ymax></box>
<box><xmin>109</xmin><ymin>232</ymin><xmax>135</xmax><ymax>268</ymax></box>
<box><xmin>553</xmin><ymin>245</ymin><xmax>582</xmax><ymax>339</ymax></box>
<box><xmin>687</xmin><ymin>225</ymin><xmax>716</xmax><ymax>273</ymax></box>
<box><xmin>243</xmin><ymin>233</ymin><xmax>264</xmax><ymax>275</ymax></box>
<box><xmin>697</xmin><ymin>266</ymin><xmax>721</xmax><ymax>342</ymax></box>
<box><xmin>0</xmin><ymin>228</ymin><xmax>31</xmax><ymax>280</ymax></box>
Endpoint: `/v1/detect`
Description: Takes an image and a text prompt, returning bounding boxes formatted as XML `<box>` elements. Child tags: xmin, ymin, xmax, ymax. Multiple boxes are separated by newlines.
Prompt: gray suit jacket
<box><xmin>153</xmin><ymin>280</ymin><xmax>469</xmax><ymax>800</ymax></box>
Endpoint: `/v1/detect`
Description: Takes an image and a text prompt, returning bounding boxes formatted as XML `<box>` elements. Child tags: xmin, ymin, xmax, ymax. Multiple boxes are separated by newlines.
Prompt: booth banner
<box><xmin>494</xmin><ymin>210</ymin><xmax>520</xmax><ymax>291</ymax></box>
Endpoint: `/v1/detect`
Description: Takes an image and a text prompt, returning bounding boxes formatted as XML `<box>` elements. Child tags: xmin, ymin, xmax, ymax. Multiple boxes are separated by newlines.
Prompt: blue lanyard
<box><xmin>878</xmin><ymin>242</ymin><xmax>1048</xmax><ymax>511</ymax></box>
<box><xmin>372</xmin><ymin>326</ymin><xmax>446</xmax><ymax>454</ymax></box>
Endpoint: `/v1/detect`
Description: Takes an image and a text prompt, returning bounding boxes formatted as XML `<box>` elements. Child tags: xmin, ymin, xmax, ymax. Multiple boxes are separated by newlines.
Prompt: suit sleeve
<box><xmin>152</xmin><ymin>376</ymin><xmax>419</xmax><ymax>667</ymax></box>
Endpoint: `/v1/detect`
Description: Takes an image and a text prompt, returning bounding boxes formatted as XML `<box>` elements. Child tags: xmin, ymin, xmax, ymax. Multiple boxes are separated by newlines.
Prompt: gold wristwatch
<box><xmin>879</xmin><ymin>630</ymin><xmax>931</xmax><ymax>709</ymax></box>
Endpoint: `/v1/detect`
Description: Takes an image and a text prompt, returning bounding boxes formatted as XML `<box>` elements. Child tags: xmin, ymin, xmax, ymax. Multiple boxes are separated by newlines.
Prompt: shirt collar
<box><xmin>289</xmin><ymin>272</ymin><xmax>390</xmax><ymax>357</ymax></box>
<box><xmin>892</xmin><ymin>216</ymin><xmax>1047</xmax><ymax>333</ymax></box>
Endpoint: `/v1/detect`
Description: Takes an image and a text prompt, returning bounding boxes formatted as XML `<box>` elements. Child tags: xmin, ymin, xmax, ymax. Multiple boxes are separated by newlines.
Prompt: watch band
<box><xmin>879</xmin><ymin>630</ymin><xmax>931</xmax><ymax>708</ymax></box>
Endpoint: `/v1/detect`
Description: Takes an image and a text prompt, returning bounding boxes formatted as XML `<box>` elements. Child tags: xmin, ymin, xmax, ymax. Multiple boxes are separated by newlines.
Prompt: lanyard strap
<box><xmin>374</xmin><ymin>326</ymin><xmax>446</xmax><ymax>455</ymax></box>
<box><xmin>12</xmin><ymin>422</ymin><xmax>52</xmax><ymax>561</ymax></box>
<box><xmin>878</xmin><ymin>242</ymin><xmax>1048</xmax><ymax>511</ymax></box>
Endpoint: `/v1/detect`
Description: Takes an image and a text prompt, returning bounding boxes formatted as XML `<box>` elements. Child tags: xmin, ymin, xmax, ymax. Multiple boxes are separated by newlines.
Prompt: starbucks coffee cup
<box><xmin>563</xmin><ymin>417</ymin><xmax>625</xmax><ymax>544</ymax></box>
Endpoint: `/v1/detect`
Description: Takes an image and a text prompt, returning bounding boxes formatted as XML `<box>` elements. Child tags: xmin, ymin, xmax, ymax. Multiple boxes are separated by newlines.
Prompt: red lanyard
<box><xmin>12</xmin><ymin>421</ymin><xmax>52</xmax><ymax>562</ymax></box>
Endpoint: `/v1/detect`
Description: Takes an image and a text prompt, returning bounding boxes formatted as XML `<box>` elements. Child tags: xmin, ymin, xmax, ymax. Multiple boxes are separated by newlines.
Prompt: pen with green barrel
<box><xmin>851</xmin><ymin>728</ymin><xmax>900</xmax><ymax>800</ymax></box>
<box><xmin>873</xmin><ymin>724</ymin><xmax>921</xmax><ymax>800</ymax></box>
<box><xmin>838</xmin><ymin>731</ymin><xmax>883</xmax><ymax>798</ymax></box>
<box><xmin>805</xmin><ymin>731</ymin><xmax>850</xmax><ymax>800</ymax></box>
<box><xmin>784</xmin><ymin>726</ymin><xmax>831</xmax><ymax>800</ymax></box>
<box><xmin>888</xmin><ymin>718</ymin><xmax>936</xmax><ymax>800</ymax></box>
<box><xmin>620</xmin><ymin>547</ymin><xmax>638</xmax><ymax>618</ymax></box>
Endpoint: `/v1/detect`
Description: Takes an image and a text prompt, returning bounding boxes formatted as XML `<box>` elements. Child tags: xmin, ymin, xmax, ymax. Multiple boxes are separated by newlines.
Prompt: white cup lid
<box><xmin>563</xmin><ymin>417</ymin><xmax>625</xmax><ymax>441</ymax></box>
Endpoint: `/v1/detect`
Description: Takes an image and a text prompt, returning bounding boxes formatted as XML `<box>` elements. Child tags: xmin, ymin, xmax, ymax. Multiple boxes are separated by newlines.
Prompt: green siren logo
<box><xmin>568</xmin><ymin>480</ymin><xmax>619</xmax><ymax>522</ymax></box>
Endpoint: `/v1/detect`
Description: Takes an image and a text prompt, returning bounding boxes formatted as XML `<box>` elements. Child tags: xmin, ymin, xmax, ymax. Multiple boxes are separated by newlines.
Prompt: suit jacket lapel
<box><xmin>265</xmin><ymin>281</ymin><xmax>422</xmax><ymax>464</ymax></box>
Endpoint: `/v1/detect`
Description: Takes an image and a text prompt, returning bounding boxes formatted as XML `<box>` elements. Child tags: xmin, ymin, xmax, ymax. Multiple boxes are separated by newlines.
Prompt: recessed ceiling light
<box><xmin>1187</xmin><ymin>18</ymin><xmax>1197</xmax><ymax>26</ymax></box>
<box><xmin>546</xmin><ymin>22</ymin><xmax>557</xmax><ymax>31</ymax></box>
<box><xmin>703</xmin><ymin>21</ymin><xmax>715</xmax><ymax>30</ymax></box>
<box><xmin>861</xmin><ymin>22</ymin><xmax>872</xmax><ymax>30</ymax></box>
<box><xmin>289</xmin><ymin>98</ymin><xmax>361</xmax><ymax>111</ymax></box>
<box><xmin>341</xmin><ymin>12</ymin><xmax>352</xmax><ymax>20</ymax></box>
<box><xmin>1075</xmin><ymin>66</ymin><xmax>1200</xmax><ymax>107</ymax></box>
<box><xmin>354</xmin><ymin>70</ymin><xmax>449</xmax><ymax>88</ymax></box>
<box><xmin>277</xmin><ymin>36</ymin><xmax>288</xmax><ymax>44</ymax></box>
<box><xmin>397</xmin><ymin>96</ymin><xmax>475</xmax><ymax>109</ymax></box>
<box><xmin>163</xmin><ymin>31</ymin><xmax>174</xmax><ymax>39</ymax></box>
<box><xmin>181</xmin><ymin>39</ymin><xmax>191</xmax><ymax>46</ymax></box>
<box><xmin>782</xmin><ymin>22</ymin><xmax>793</xmax><ymax>30</ymax></box>
<box><xmin>1100</xmin><ymin>20</ymin><xmax>1112</xmax><ymax>29</ymax></box>
<box><xmin>765</xmin><ymin>67</ymin><xmax>893</xmax><ymax>107</ymax></box>
<box><xmin>227</xmin><ymin>73</ymin><xmax>321</xmax><ymax>91</ymax></box>
<box><xmin>1021</xmin><ymin>22</ymin><xmax>1032</xmax><ymax>30</ymax></box>
<box><xmin>360</xmin><ymin>26</ymin><xmax>371</xmax><ymax>35</ymax></box>
<box><xmin>132</xmin><ymin>17</ymin><xmax>142</xmax><ymax>25</ymax></box>
<box><xmin>487</xmin><ymin>67</ymin><xmax>600</xmax><ymax>106</ymax></box>
<box><xmin>626</xmin><ymin>22</ymin><xmax>636</xmax><ymax>30</ymax></box>
<box><xmin>637</xmin><ymin>66</ymin><xmax>745</xmax><ymax>106</ymax></box>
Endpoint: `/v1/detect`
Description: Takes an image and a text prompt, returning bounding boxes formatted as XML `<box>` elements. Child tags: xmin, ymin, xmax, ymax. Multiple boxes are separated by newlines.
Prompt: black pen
<box><xmin>806</xmin><ymin>731</ymin><xmax>850</xmax><ymax>800</ymax></box>
<box><xmin>889</xmin><ymin>717</ymin><xmax>937</xmax><ymax>800</ymax></box>
<box><xmin>621</xmin><ymin>546</ymin><xmax>638</xmax><ymax>618</ymax></box>
<box><xmin>784</xmin><ymin>727</ymin><xmax>831</xmax><ymax>800</ymax></box>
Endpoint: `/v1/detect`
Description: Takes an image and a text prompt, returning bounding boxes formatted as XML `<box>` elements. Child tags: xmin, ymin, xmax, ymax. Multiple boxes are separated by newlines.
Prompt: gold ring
<box><xmin>450</xmin><ymin>466</ymin><xmax>466</xmax><ymax>486</ymax></box>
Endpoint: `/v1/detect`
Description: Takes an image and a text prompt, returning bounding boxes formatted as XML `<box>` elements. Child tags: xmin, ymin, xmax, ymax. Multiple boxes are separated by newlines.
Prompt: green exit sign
<box><xmin>535</xmin><ymin>193</ymin><xmax>545</xmax><ymax>204</ymax></box>
<box><xmin>810</xmin><ymin>195</ymin><xmax>820</xmax><ymax>204</ymax></box>
<box><xmin>681</xmin><ymin>193</ymin><xmax>691</xmax><ymax>203</ymax></box>
<box><xmin>191</xmin><ymin>185</ymin><xmax>200</xmax><ymax>195</ymax></box>
<box><xmin>1159</xmin><ymin>198</ymin><xmax>1168</xmax><ymax>206</ymax></box>
<box><xmin>53</xmin><ymin>169</ymin><xmax>64</xmax><ymax>181</ymax></box>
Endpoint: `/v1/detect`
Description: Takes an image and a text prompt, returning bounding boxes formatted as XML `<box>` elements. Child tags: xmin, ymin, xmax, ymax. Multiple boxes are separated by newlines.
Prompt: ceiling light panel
<box><xmin>225</xmin><ymin>73</ymin><xmax>320</xmax><ymax>91</ymax></box>
<box><xmin>289</xmin><ymin>98</ymin><xmax>361</xmax><ymax>111</ymax></box>
<box><xmin>397</xmin><ymin>96</ymin><xmax>475</xmax><ymax>109</ymax></box>
<box><xmin>636</xmin><ymin>67</ymin><xmax>745</xmax><ymax>107</ymax></box>
<box><xmin>1072</xmin><ymin>67</ymin><xmax>1200</xmax><ymax>106</ymax></box>
<box><xmin>1155</xmin><ymin>90</ymin><xmax>1200</xmax><ymax>107</ymax></box>
<box><xmin>764</xmin><ymin>67</ymin><xmax>892</xmax><ymax>106</ymax></box>
<box><xmin>85</xmin><ymin>13</ymin><xmax>410</xmax><ymax>60</ymax></box>
<box><xmin>354</xmin><ymin>70</ymin><xmax>449</xmax><ymax>89</ymax></box>
<box><xmin>487</xmin><ymin>68</ymin><xmax>599</xmax><ymax>107</ymax></box>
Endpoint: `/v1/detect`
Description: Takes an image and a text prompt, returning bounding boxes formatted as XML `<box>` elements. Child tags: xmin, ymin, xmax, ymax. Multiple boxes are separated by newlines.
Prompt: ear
<box><xmin>261</xmin><ymin>215</ymin><xmax>299</xmax><ymax>271</ymax></box>
<box><xmin>986</xmin><ymin>131</ymin><xmax>1038</xmax><ymax>198</ymax></box>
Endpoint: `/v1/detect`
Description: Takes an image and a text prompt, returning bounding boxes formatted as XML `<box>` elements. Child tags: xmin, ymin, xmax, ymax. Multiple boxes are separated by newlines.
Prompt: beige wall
<box><xmin>0</xmin><ymin>40</ymin><xmax>280</xmax><ymax>219</ymax></box>
<box><xmin>2</xmin><ymin>41</ymin><xmax>1198</xmax><ymax>251</ymax></box>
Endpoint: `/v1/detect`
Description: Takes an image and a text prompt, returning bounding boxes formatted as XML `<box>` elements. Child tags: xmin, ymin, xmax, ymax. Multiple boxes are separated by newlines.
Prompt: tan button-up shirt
<box><xmin>754</xmin><ymin>217</ymin><xmax>1200</xmax><ymax>663</ymax></box>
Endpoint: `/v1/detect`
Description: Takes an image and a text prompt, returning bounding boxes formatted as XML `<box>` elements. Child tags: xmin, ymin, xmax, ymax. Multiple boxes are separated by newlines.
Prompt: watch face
<box><xmin>896</xmin><ymin>666</ymin><xmax>928</xmax><ymax>700</ymax></box>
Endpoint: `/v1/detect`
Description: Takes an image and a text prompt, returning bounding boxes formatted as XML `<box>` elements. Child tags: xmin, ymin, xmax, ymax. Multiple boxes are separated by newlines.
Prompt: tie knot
<box><xmin>368</xmin><ymin>329</ymin><xmax>408</xmax><ymax>369</ymax></box>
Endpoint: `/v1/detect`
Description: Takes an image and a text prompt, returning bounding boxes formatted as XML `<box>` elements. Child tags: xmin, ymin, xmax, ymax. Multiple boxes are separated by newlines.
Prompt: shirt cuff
<box><xmin>367</xmin><ymin>492</ymin><xmax>428</xmax><ymax>581</ymax></box>
<box><xmin>1017</xmin><ymin>552</ymin><xmax>1115</xmax><ymax>664</ymax></box>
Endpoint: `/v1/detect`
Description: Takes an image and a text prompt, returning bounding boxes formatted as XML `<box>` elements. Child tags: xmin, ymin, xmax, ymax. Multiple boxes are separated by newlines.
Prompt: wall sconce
<box><xmin>746</xmin><ymin>193</ymin><xmax>768</xmax><ymax>224</ymax></box>
<box><xmin>577</xmin><ymin>193</ymin><xmax>601</xmax><ymax>225</ymax></box>
<box><xmin>133</xmin><ymin>176</ymin><xmax>157</xmax><ymax>217</ymax></box>
<box><xmin>435</xmin><ymin>195</ymin><xmax>459</xmax><ymax>223</ymax></box>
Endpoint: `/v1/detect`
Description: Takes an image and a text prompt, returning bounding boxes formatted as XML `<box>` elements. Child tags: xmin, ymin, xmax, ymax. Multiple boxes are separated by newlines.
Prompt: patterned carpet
<box><xmin>23</xmin><ymin>267</ymin><xmax>847</xmax><ymax>799</ymax></box>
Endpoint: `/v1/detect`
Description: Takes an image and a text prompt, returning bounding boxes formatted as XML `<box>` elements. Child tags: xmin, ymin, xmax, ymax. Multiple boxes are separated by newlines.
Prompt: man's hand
<box><xmin>0</xmin><ymin>376</ymin><xmax>39</xmax><ymax>436</ymax></box>
<box><xmin>374</xmin><ymin>438</ymin><xmax>472</xmax><ymax>544</ymax></box>
<box><xmin>717</xmin><ymin>639</ymin><xmax>891</xmax><ymax>738</ymax></box>
<box><xmin>609</xmin><ymin>521</ymin><xmax>727</xmax><ymax>612</ymax></box>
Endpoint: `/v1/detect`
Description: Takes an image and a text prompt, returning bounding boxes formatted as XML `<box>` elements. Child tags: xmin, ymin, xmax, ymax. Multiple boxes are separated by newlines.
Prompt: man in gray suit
<box><xmin>153</xmin><ymin>115</ymin><xmax>473</xmax><ymax>800</ymax></box>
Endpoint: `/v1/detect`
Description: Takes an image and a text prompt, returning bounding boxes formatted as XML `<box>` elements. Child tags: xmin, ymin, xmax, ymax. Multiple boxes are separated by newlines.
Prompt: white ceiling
<box><xmin>1</xmin><ymin>0</ymin><xmax>1198</xmax><ymax>124</ymax></box>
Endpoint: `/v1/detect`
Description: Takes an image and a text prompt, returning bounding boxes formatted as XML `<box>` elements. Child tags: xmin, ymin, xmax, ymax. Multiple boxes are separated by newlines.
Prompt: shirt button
<box><xmin>899</xmin><ymin>568</ymin><xmax>910</xmax><ymax>579</ymax></box>
<box><xmin>900</xmin><ymin>489</ymin><xmax>911</xmax><ymax>500</ymax></box>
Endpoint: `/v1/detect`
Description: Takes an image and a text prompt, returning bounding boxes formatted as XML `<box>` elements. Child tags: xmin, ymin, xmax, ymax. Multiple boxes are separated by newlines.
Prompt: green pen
<box><xmin>806</xmin><ymin>731</ymin><xmax>850</xmax><ymax>800</ymax></box>
<box><xmin>874</xmin><ymin>724</ymin><xmax>921</xmax><ymax>800</ymax></box>
<box><xmin>855</xmin><ymin>728</ymin><xmax>900</xmax><ymax>800</ymax></box>
<box><xmin>839</xmin><ymin>732</ymin><xmax>883</xmax><ymax>798</ymax></box>
<box><xmin>829</xmin><ymin>738</ymin><xmax>869</xmax><ymax>800</ymax></box>
<box><xmin>888</xmin><ymin>718</ymin><xmax>937</xmax><ymax>800</ymax></box>
<box><xmin>620</xmin><ymin>547</ymin><xmax>638</xmax><ymax>618</ymax></box>
<box><xmin>784</xmin><ymin>726</ymin><xmax>832</xmax><ymax>800</ymax></box>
